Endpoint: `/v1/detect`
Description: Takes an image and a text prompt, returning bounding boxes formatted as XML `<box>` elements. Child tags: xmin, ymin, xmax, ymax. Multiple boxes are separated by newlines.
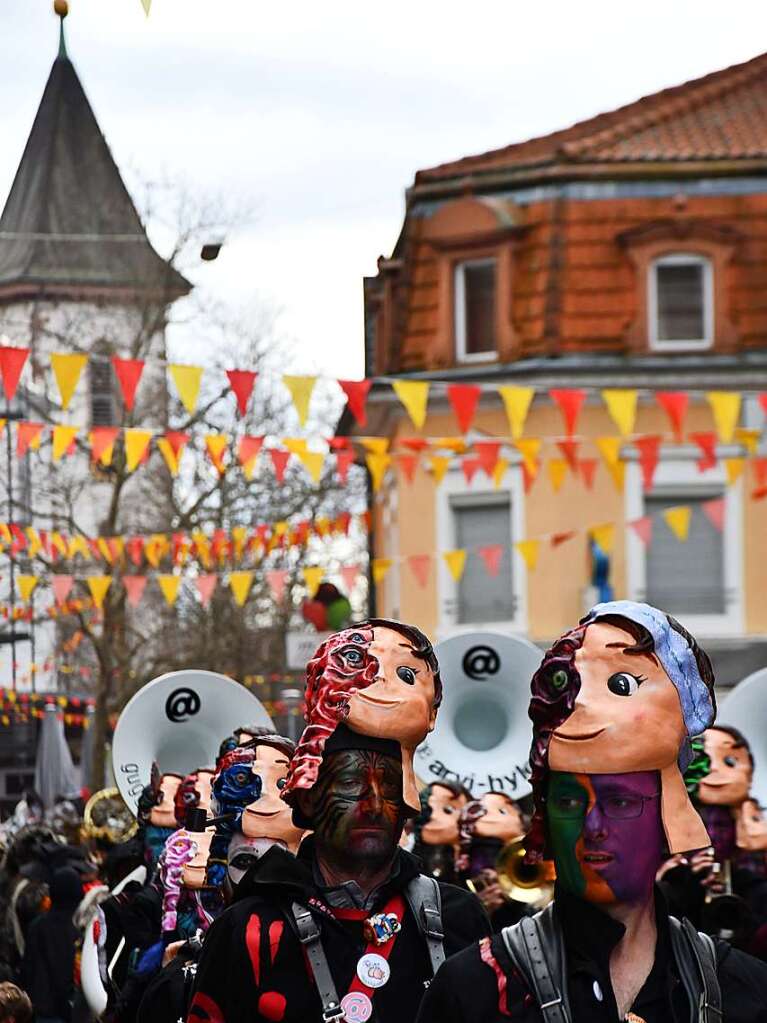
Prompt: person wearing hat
<box><xmin>189</xmin><ymin>620</ymin><xmax>490</xmax><ymax>1023</ymax></box>
<box><xmin>416</xmin><ymin>602</ymin><xmax>767</xmax><ymax>1023</ymax></box>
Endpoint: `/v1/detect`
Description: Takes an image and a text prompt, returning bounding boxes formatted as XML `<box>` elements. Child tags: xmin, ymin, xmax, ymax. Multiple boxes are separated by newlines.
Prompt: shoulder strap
<box><xmin>500</xmin><ymin>905</ymin><xmax>571</xmax><ymax>1023</ymax></box>
<box><xmin>290</xmin><ymin>903</ymin><xmax>345</xmax><ymax>1022</ymax></box>
<box><xmin>404</xmin><ymin>874</ymin><xmax>445</xmax><ymax>978</ymax></box>
<box><xmin>668</xmin><ymin>916</ymin><xmax>723</xmax><ymax>1023</ymax></box>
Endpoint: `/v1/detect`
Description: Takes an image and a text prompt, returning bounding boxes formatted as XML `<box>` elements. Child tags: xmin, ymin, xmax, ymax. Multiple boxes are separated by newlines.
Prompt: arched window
<box><xmin>648</xmin><ymin>253</ymin><xmax>713</xmax><ymax>351</ymax></box>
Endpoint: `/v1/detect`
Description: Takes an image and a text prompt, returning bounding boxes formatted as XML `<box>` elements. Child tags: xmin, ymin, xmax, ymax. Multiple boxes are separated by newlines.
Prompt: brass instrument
<box><xmin>496</xmin><ymin>838</ymin><xmax>554</xmax><ymax>908</ymax></box>
<box><xmin>702</xmin><ymin>859</ymin><xmax>750</xmax><ymax>942</ymax></box>
<box><xmin>82</xmin><ymin>787</ymin><xmax>138</xmax><ymax>845</ymax></box>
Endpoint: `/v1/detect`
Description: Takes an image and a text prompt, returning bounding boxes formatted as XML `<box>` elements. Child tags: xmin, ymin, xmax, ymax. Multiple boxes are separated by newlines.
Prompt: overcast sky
<box><xmin>3</xmin><ymin>0</ymin><xmax>767</xmax><ymax>379</ymax></box>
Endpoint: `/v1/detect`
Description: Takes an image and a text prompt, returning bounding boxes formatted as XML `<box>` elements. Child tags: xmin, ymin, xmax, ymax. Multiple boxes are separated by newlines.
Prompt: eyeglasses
<box><xmin>547</xmin><ymin>792</ymin><xmax>660</xmax><ymax>821</ymax></box>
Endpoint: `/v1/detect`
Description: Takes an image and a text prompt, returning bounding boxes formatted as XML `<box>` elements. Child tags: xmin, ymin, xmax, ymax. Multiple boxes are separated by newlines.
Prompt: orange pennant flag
<box><xmin>205</xmin><ymin>434</ymin><xmax>228</xmax><ymax>475</ymax></box>
<box><xmin>51</xmin><ymin>353</ymin><xmax>88</xmax><ymax>411</ymax></box>
<box><xmin>371</xmin><ymin>558</ymin><xmax>392</xmax><ymax>585</ymax></box>
<box><xmin>169</xmin><ymin>364</ymin><xmax>203</xmax><ymax>415</ymax></box>
<box><xmin>515</xmin><ymin>539</ymin><xmax>540</xmax><ymax>571</ymax></box>
<box><xmin>366</xmin><ymin>453</ymin><xmax>391</xmax><ymax>492</ymax></box>
<box><xmin>124</xmin><ymin>429</ymin><xmax>152</xmax><ymax>472</ymax></box>
<box><xmin>428</xmin><ymin>455</ymin><xmax>451</xmax><ymax>485</ymax></box>
<box><xmin>157</xmin><ymin>437</ymin><xmax>182</xmax><ymax>476</ymax></box>
<box><xmin>17</xmin><ymin>421</ymin><xmax>44</xmax><ymax>457</ymax></box>
<box><xmin>548</xmin><ymin>458</ymin><xmax>568</xmax><ymax>493</ymax></box>
<box><xmin>514</xmin><ymin>438</ymin><xmax>542</xmax><ymax>473</ymax></box>
<box><xmin>303</xmin><ymin>565</ymin><xmax>324</xmax><ymax>596</ymax></box>
<box><xmin>229</xmin><ymin>571</ymin><xmax>253</xmax><ymax>607</ymax></box>
<box><xmin>498</xmin><ymin>386</ymin><xmax>534</xmax><ymax>439</ymax></box>
<box><xmin>283</xmin><ymin>375</ymin><xmax>317</xmax><ymax>427</ymax></box>
<box><xmin>87</xmin><ymin>575</ymin><xmax>112</xmax><ymax>609</ymax></box>
<box><xmin>725</xmin><ymin>458</ymin><xmax>745</xmax><ymax>485</ymax></box>
<box><xmin>443</xmin><ymin>549</ymin><xmax>467</xmax><ymax>582</ymax></box>
<box><xmin>90</xmin><ymin>426</ymin><xmax>119</xmax><ymax>466</ymax></box>
<box><xmin>238</xmin><ymin>435</ymin><xmax>263</xmax><ymax>479</ymax></box>
<box><xmin>157</xmin><ymin>574</ymin><xmax>181</xmax><ymax>606</ymax></box>
<box><xmin>392</xmin><ymin>380</ymin><xmax>430</xmax><ymax>430</ymax></box>
<box><xmin>52</xmin><ymin>425</ymin><xmax>79</xmax><ymax>461</ymax></box>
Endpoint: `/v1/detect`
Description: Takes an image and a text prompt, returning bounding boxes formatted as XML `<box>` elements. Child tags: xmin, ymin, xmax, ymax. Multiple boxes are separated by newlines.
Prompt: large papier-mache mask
<box><xmin>527</xmin><ymin>600</ymin><xmax>716</xmax><ymax>856</ymax></box>
<box><xmin>282</xmin><ymin>619</ymin><xmax>441</xmax><ymax>819</ymax></box>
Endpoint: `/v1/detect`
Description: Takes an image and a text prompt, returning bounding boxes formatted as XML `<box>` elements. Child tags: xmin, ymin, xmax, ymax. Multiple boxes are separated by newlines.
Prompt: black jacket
<box><xmin>22</xmin><ymin>867</ymin><xmax>82</xmax><ymax>1022</ymax></box>
<box><xmin>189</xmin><ymin>838</ymin><xmax>490</xmax><ymax>1023</ymax></box>
<box><xmin>416</xmin><ymin>885</ymin><xmax>767</xmax><ymax>1023</ymax></box>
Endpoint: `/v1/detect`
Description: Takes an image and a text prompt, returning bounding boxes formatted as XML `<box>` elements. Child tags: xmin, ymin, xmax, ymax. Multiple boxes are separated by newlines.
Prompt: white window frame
<box><xmin>648</xmin><ymin>253</ymin><xmax>714</xmax><ymax>352</ymax></box>
<box><xmin>454</xmin><ymin>258</ymin><xmax>497</xmax><ymax>363</ymax></box>
<box><xmin>625</xmin><ymin>452</ymin><xmax>743</xmax><ymax>637</ymax></box>
<box><xmin>435</xmin><ymin>462</ymin><xmax>526</xmax><ymax>639</ymax></box>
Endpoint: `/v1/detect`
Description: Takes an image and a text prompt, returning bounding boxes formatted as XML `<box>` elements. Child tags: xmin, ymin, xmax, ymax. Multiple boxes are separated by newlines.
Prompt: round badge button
<box><xmin>356</xmin><ymin>952</ymin><xmax>391</xmax><ymax>989</ymax></box>
<box><xmin>340</xmin><ymin>992</ymin><xmax>373</xmax><ymax>1021</ymax></box>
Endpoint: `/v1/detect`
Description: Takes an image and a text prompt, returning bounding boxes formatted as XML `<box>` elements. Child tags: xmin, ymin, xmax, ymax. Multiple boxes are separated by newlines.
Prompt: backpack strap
<box><xmin>500</xmin><ymin>905</ymin><xmax>571</xmax><ymax>1023</ymax></box>
<box><xmin>668</xmin><ymin>916</ymin><xmax>723</xmax><ymax>1023</ymax></box>
<box><xmin>290</xmin><ymin>903</ymin><xmax>345</xmax><ymax>1021</ymax></box>
<box><xmin>404</xmin><ymin>874</ymin><xmax>445</xmax><ymax>978</ymax></box>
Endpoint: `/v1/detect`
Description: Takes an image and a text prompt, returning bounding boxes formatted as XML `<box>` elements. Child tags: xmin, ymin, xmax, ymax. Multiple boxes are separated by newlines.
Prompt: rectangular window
<box><xmin>649</xmin><ymin>255</ymin><xmax>712</xmax><ymax>350</ymax></box>
<box><xmin>644</xmin><ymin>493</ymin><xmax>725</xmax><ymax>614</ymax></box>
<box><xmin>455</xmin><ymin>259</ymin><xmax>496</xmax><ymax>361</ymax></box>
<box><xmin>90</xmin><ymin>356</ymin><xmax>115</xmax><ymax>426</ymax></box>
<box><xmin>452</xmin><ymin>495</ymin><xmax>513</xmax><ymax>623</ymax></box>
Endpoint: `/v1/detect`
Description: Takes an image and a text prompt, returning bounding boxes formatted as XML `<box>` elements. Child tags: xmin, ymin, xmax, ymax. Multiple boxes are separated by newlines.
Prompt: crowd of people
<box><xmin>1</xmin><ymin>606</ymin><xmax>767</xmax><ymax>1021</ymax></box>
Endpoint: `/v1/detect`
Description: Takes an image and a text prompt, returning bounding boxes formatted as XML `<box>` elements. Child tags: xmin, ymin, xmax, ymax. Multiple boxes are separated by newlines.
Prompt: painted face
<box><xmin>213</xmin><ymin>753</ymin><xmax>262</xmax><ymax>827</ymax></box>
<box><xmin>474</xmin><ymin>793</ymin><xmax>524</xmax><ymax>843</ymax></box>
<box><xmin>736</xmin><ymin>799</ymin><xmax>767</xmax><ymax>851</ymax></box>
<box><xmin>420</xmin><ymin>785</ymin><xmax>467</xmax><ymax>846</ymax></box>
<box><xmin>150</xmin><ymin>774</ymin><xmax>182</xmax><ymax>828</ymax></box>
<box><xmin>548</xmin><ymin>623</ymin><xmax>685</xmax><ymax>775</ymax></box>
<box><xmin>242</xmin><ymin>745</ymin><xmax>304</xmax><ymax>851</ymax></box>
<box><xmin>308</xmin><ymin>749</ymin><xmax>404</xmax><ymax>867</ymax></box>
<box><xmin>546</xmin><ymin>771</ymin><xmax>664</xmax><ymax>905</ymax></box>
<box><xmin>182</xmin><ymin>827</ymin><xmax>216</xmax><ymax>889</ymax></box>
<box><xmin>698</xmin><ymin>729</ymin><xmax>752</xmax><ymax>807</ymax></box>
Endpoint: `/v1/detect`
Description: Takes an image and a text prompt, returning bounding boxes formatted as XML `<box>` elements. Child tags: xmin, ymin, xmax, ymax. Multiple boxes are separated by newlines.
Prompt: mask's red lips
<box><xmin>244</xmin><ymin>808</ymin><xmax>281</xmax><ymax>818</ymax></box>
<box><xmin>553</xmin><ymin>727</ymin><xmax>606</xmax><ymax>741</ymax></box>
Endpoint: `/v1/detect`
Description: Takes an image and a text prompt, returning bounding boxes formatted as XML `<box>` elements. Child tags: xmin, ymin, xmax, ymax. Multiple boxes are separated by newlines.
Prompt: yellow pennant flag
<box><xmin>68</xmin><ymin>535</ymin><xmax>90</xmax><ymax>560</ymax></box>
<box><xmin>299</xmin><ymin>451</ymin><xmax>325</xmax><ymax>484</ymax></box>
<box><xmin>124</xmin><ymin>429</ymin><xmax>152</xmax><ymax>472</ymax></box>
<box><xmin>157</xmin><ymin>575</ymin><xmax>181</xmax><ymax>606</ymax></box>
<box><xmin>25</xmin><ymin>528</ymin><xmax>42</xmax><ymax>558</ymax></box>
<box><xmin>514</xmin><ymin>438</ymin><xmax>542</xmax><ymax>473</ymax></box>
<box><xmin>443</xmin><ymin>549</ymin><xmax>467</xmax><ymax>582</ymax></box>
<box><xmin>144</xmin><ymin>535</ymin><xmax>168</xmax><ymax>568</ymax></box>
<box><xmin>231</xmin><ymin>526</ymin><xmax>247</xmax><ymax>562</ymax></box>
<box><xmin>52</xmin><ymin>425</ymin><xmax>79</xmax><ymax>461</ymax></box>
<box><xmin>734</xmin><ymin>428</ymin><xmax>760</xmax><ymax>455</ymax></box>
<box><xmin>392</xmin><ymin>380</ymin><xmax>430</xmax><ymax>430</ymax></box>
<box><xmin>366</xmin><ymin>453</ymin><xmax>391</xmax><ymax>492</ymax></box>
<box><xmin>283</xmin><ymin>437</ymin><xmax>308</xmax><ymax>456</ymax></box>
<box><xmin>493</xmin><ymin>457</ymin><xmax>510</xmax><ymax>489</ymax></box>
<box><xmin>595</xmin><ymin>436</ymin><xmax>625</xmax><ymax>492</ymax></box>
<box><xmin>87</xmin><ymin>575</ymin><xmax>112</xmax><ymax>609</ymax></box>
<box><xmin>372</xmin><ymin>558</ymin><xmax>393</xmax><ymax>585</ymax></box>
<box><xmin>157</xmin><ymin>437</ymin><xmax>182</xmax><ymax>476</ymax></box>
<box><xmin>515</xmin><ymin>539</ymin><xmax>540</xmax><ymax>571</ymax></box>
<box><xmin>707</xmin><ymin>392</ymin><xmax>741</xmax><ymax>443</ymax></box>
<box><xmin>51</xmin><ymin>353</ymin><xmax>87</xmax><ymax>411</ymax></box>
<box><xmin>205</xmin><ymin>434</ymin><xmax>228</xmax><ymax>475</ymax></box>
<box><xmin>303</xmin><ymin>565</ymin><xmax>324</xmax><ymax>596</ymax></box>
<box><xmin>725</xmin><ymin>458</ymin><xmax>745</xmax><ymax>485</ymax></box>
<box><xmin>548</xmin><ymin>458</ymin><xmax>568</xmax><ymax>493</ymax></box>
<box><xmin>169</xmin><ymin>364</ymin><xmax>203</xmax><ymax>415</ymax></box>
<box><xmin>229</xmin><ymin>571</ymin><xmax>253</xmax><ymax>607</ymax></box>
<box><xmin>17</xmin><ymin>575</ymin><xmax>38</xmax><ymax>602</ymax></box>
<box><xmin>283</xmin><ymin>375</ymin><xmax>317</xmax><ymax>427</ymax></box>
<box><xmin>589</xmin><ymin>523</ymin><xmax>615</xmax><ymax>554</ymax></box>
<box><xmin>663</xmin><ymin>506</ymin><xmax>692</xmax><ymax>542</ymax></box>
<box><xmin>359</xmin><ymin>437</ymin><xmax>389</xmax><ymax>455</ymax></box>
<box><xmin>499</xmin><ymin>386</ymin><xmax>534</xmax><ymax>439</ymax></box>
<box><xmin>602</xmin><ymin>389</ymin><xmax>638</xmax><ymax>437</ymax></box>
<box><xmin>428</xmin><ymin>455</ymin><xmax>451</xmax><ymax>485</ymax></box>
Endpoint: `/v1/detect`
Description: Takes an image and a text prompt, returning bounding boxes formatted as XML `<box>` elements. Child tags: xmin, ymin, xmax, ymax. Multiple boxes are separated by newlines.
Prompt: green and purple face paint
<box><xmin>546</xmin><ymin>770</ymin><xmax>664</xmax><ymax>905</ymax></box>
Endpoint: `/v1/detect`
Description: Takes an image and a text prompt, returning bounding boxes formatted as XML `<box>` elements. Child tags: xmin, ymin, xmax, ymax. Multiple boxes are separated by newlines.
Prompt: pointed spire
<box><xmin>54</xmin><ymin>1</ymin><xmax>69</xmax><ymax>59</ymax></box>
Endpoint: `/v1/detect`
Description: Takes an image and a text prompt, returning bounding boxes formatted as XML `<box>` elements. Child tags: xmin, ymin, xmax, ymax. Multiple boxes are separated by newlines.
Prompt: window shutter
<box><xmin>452</xmin><ymin>499</ymin><xmax>513</xmax><ymax>623</ymax></box>
<box><xmin>89</xmin><ymin>356</ymin><xmax>115</xmax><ymax>427</ymax></box>
<box><xmin>656</xmin><ymin>263</ymin><xmax>705</xmax><ymax>342</ymax></box>
<box><xmin>463</xmin><ymin>262</ymin><xmax>496</xmax><ymax>355</ymax></box>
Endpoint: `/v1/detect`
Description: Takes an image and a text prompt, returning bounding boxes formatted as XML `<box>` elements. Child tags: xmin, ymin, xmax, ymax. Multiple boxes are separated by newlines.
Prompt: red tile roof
<box><xmin>417</xmin><ymin>51</ymin><xmax>767</xmax><ymax>182</ymax></box>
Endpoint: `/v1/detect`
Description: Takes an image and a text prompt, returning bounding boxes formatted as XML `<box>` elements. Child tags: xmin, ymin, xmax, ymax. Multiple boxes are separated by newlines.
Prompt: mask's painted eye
<box><xmin>397</xmin><ymin>666</ymin><xmax>416</xmax><ymax>685</ymax></box>
<box><xmin>498</xmin><ymin>808</ymin><xmax>508</xmax><ymax>815</ymax></box>
<box><xmin>233</xmin><ymin>771</ymin><xmax>249</xmax><ymax>786</ymax></box>
<box><xmin>550</xmin><ymin>669</ymin><xmax>568</xmax><ymax>691</ymax></box>
<box><xmin>349</xmin><ymin>633</ymin><xmax>366</xmax><ymax>644</ymax></box>
<box><xmin>443</xmin><ymin>806</ymin><xmax>455</xmax><ymax>816</ymax></box>
<box><xmin>340</xmin><ymin>645</ymin><xmax>364</xmax><ymax>666</ymax></box>
<box><xmin>276</xmin><ymin>777</ymin><xmax>287</xmax><ymax>790</ymax></box>
<box><xmin>607</xmin><ymin>672</ymin><xmax>642</xmax><ymax>697</ymax></box>
<box><xmin>724</xmin><ymin>755</ymin><xmax>738</xmax><ymax>768</ymax></box>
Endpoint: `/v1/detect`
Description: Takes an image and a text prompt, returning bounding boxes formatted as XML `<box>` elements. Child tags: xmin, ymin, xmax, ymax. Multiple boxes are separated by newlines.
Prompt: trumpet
<box><xmin>82</xmin><ymin>787</ymin><xmax>138</xmax><ymax>846</ymax></box>
<box><xmin>496</xmin><ymin>838</ymin><xmax>555</xmax><ymax>907</ymax></box>
<box><xmin>702</xmin><ymin>859</ymin><xmax>752</xmax><ymax>943</ymax></box>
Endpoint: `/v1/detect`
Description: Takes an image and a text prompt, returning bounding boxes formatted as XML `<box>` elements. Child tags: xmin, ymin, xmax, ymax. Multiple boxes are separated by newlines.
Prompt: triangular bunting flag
<box><xmin>303</xmin><ymin>566</ymin><xmax>324</xmax><ymax>596</ymax></box>
<box><xmin>124</xmin><ymin>429</ymin><xmax>152</xmax><ymax>472</ymax></box>
<box><xmin>195</xmin><ymin>574</ymin><xmax>217</xmax><ymax>607</ymax></box>
<box><xmin>447</xmin><ymin>384</ymin><xmax>482</xmax><ymax>434</ymax></box>
<box><xmin>635</xmin><ymin>435</ymin><xmax>661</xmax><ymax>491</ymax></box>
<box><xmin>124</xmin><ymin>575</ymin><xmax>148</xmax><ymax>607</ymax></box>
<box><xmin>461</xmin><ymin>457</ymin><xmax>481</xmax><ymax>485</ymax></box>
<box><xmin>366</xmin><ymin>453</ymin><xmax>392</xmax><ymax>493</ymax></box>
<box><xmin>492</xmin><ymin>457</ymin><xmax>510</xmax><ymax>489</ymax></box>
<box><xmin>169</xmin><ymin>364</ymin><xmax>203</xmax><ymax>415</ymax></box>
<box><xmin>443</xmin><ymin>549</ymin><xmax>467</xmax><ymax>582</ymax></box>
<box><xmin>52</xmin><ymin>425</ymin><xmax>79</xmax><ymax>461</ymax></box>
<box><xmin>431</xmin><ymin>437</ymin><xmax>466</xmax><ymax>454</ymax></box>
<box><xmin>17</xmin><ymin>422</ymin><xmax>44</xmax><ymax>457</ymax></box>
<box><xmin>52</xmin><ymin>575</ymin><xmax>74</xmax><ymax>606</ymax></box>
<box><xmin>551</xmin><ymin>531</ymin><xmax>576</xmax><ymax>548</ymax></box>
<box><xmin>51</xmin><ymin>353</ymin><xmax>88</xmax><ymax>410</ymax></box>
<box><xmin>266</xmin><ymin>569</ymin><xmax>288</xmax><ymax>603</ymax></box>
<box><xmin>498</xmin><ymin>386</ymin><xmax>534</xmax><ymax>439</ymax></box>
<box><xmin>514</xmin><ymin>438</ymin><xmax>542</xmax><ymax>473</ymax></box>
<box><xmin>335</xmin><ymin>449</ymin><xmax>355</xmax><ymax>484</ymax></box>
<box><xmin>690</xmin><ymin>432</ymin><xmax>718</xmax><ymax>472</ymax></box>
<box><xmin>477</xmin><ymin>544</ymin><xmax>503</xmax><ymax>576</ymax></box>
<box><xmin>663</xmin><ymin>506</ymin><xmax>692</xmax><ymax>542</ymax></box>
<box><xmin>702</xmin><ymin>497</ymin><xmax>726</xmax><ymax>532</ymax></box>
<box><xmin>17</xmin><ymin>575</ymin><xmax>38</xmax><ymax>602</ymax></box>
<box><xmin>269</xmin><ymin>449</ymin><xmax>290</xmax><ymax>482</ymax></box>
<box><xmin>550</xmin><ymin>389</ymin><xmax>586</xmax><ymax>436</ymax></box>
<box><xmin>283</xmin><ymin>437</ymin><xmax>307</xmax><ymax>456</ymax></box>
<box><xmin>579</xmin><ymin>458</ymin><xmax>598</xmax><ymax>490</ymax></box>
<box><xmin>112</xmin><ymin>357</ymin><xmax>144</xmax><ymax>411</ymax></box>
<box><xmin>629</xmin><ymin>516</ymin><xmax>653</xmax><ymax>547</ymax></box>
<box><xmin>428</xmin><ymin>455</ymin><xmax>451</xmax><ymax>485</ymax></box>
<box><xmin>0</xmin><ymin>346</ymin><xmax>30</xmax><ymax>401</ymax></box>
<box><xmin>734</xmin><ymin>428</ymin><xmax>760</xmax><ymax>455</ymax></box>
<box><xmin>515</xmin><ymin>539</ymin><xmax>540</xmax><ymax>571</ymax></box>
<box><xmin>521</xmin><ymin>459</ymin><xmax>539</xmax><ymax>494</ymax></box>
<box><xmin>237</xmin><ymin>435</ymin><xmax>263</xmax><ymax>479</ymax></box>
<box><xmin>392</xmin><ymin>380</ymin><xmax>430</xmax><ymax>430</ymax></box>
<box><xmin>725</xmin><ymin>458</ymin><xmax>745</xmax><ymax>486</ymax></box>
<box><xmin>359</xmin><ymin>437</ymin><xmax>389</xmax><ymax>455</ymax></box>
<box><xmin>157</xmin><ymin>438</ymin><xmax>182</xmax><ymax>476</ymax></box>
<box><xmin>90</xmin><ymin>426</ymin><xmax>120</xmax><ymax>466</ymax></box>
<box><xmin>656</xmin><ymin>392</ymin><xmax>688</xmax><ymax>442</ymax></box>
<box><xmin>589</xmin><ymin>523</ymin><xmax>615</xmax><ymax>554</ymax></box>
<box><xmin>372</xmin><ymin>558</ymin><xmax>392</xmax><ymax>585</ymax></box>
<box><xmin>548</xmin><ymin>459</ymin><xmax>568</xmax><ymax>493</ymax></box>
<box><xmin>300</xmin><ymin>451</ymin><xmax>325</xmax><ymax>484</ymax></box>
<box><xmin>157</xmin><ymin>575</ymin><xmax>181</xmax><ymax>606</ymax></box>
<box><xmin>205</xmin><ymin>434</ymin><xmax>229</xmax><ymax>475</ymax></box>
<box><xmin>408</xmin><ymin>554</ymin><xmax>431</xmax><ymax>588</ymax></box>
<box><xmin>229</xmin><ymin>571</ymin><xmax>253</xmax><ymax>607</ymax></box>
<box><xmin>283</xmin><ymin>375</ymin><xmax>317</xmax><ymax>427</ymax></box>
<box><xmin>87</xmin><ymin>575</ymin><xmax>112</xmax><ymax>609</ymax></box>
<box><xmin>340</xmin><ymin>565</ymin><xmax>360</xmax><ymax>592</ymax></box>
<box><xmin>601</xmin><ymin>389</ymin><xmax>638</xmax><ymax>437</ymax></box>
<box><xmin>396</xmin><ymin>453</ymin><xmax>419</xmax><ymax>484</ymax></box>
<box><xmin>595</xmin><ymin>437</ymin><xmax>624</xmax><ymax>492</ymax></box>
<box><xmin>707</xmin><ymin>391</ymin><xmax>741</xmax><ymax>443</ymax></box>
<box><xmin>226</xmin><ymin>369</ymin><xmax>257</xmax><ymax>416</ymax></box>
<box><xmin>557</xmin><ymin>439</ymin><xmax>580</xmax><ymax>472</ymax></box>
<box><xmin>339</xmin><ymin>379</ymin><xmax>372</xmax><ymax>426</ymax></box>
<box><xmin>398</xmin><ymin>437</ymin><xmax>429</xmax><ymax>453</ymax></box>
<box><xmin>474</xmin><ymin>441</ymin><xmax>501</xmax><ymax>478</ymax></box>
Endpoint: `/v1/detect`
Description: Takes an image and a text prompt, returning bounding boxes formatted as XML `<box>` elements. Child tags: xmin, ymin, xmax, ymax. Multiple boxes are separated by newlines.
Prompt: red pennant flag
<box><xmin>126</xmin><ymin>536</ymin><xmax>144</xmax><ymax>567</ymax></box>
<box><xmin>195</xmin><ymin>574</ymin><xmax>217</xmax><ymax>607</ymax></box>
<box><xmin>226</xmin><ymin>369</ymin><xmax>258</xmax><ymax>416</ymax></box>
<box><xmin>237</xmin><ymin>434</ymin><xmax>263</xmax><ymax>467</ymax></box>
<box><xmin>51</xmin><ymin>576</ymin><xmax>73</xmax><ymax>606</ymax></box>
<box><xmin>399</xmin><ymin>438</ymin><xmax>429</xmax><ymax>453</ymax></box>
<box><xmin>165</xmin><ymin>431</ymin><xmax>189</xmax><ymax>456</ymax></box>
<box><xmin>702</xmin><ymin>497</ymin><xmax>726</xmax><ymax>532</ymax></box>
<box><xmin>0</xmin><ymin>347</ymin><xmax>30</xmax><ymax>401</ymax></box>
<box><xmin>447</xmin><ymin>384</ymin><xmax>482</xmax><ymax>434</ymax></box>
<box><xmin>328</xmin><ymin>436</ymin><xmax>352</xmax><ymax>450</ymax></box>
<box><xmin>269</xmin><ymin>449</ymin><xmax>290</xmax><ymax>482</ymax></box>
<box><xmin>690</xmin><ymin>432</ymin><xmax>717</xmax><ymax>472</ymax></box>
<box><xmin>550</xmin><ymin>389</ymin><xmax>586</xmax><ymax>436</ymax></box>
<box><xmin>123</xmin><ymin>575</ymin><xmax>148</xmax><ymax>608</ymax></box>
<box><xmin>657</xmin><ymin>392</ymin><xmax>688</xmax><ymax>442</ymax></box>
<box><xmin>407</xmin><ymin>554</ymin><xmax>431</xmax><ymax>588</ymax></box>
<box><xmin>461</xmin><ymin>456</ymin><xmax>481</xmax><ymax>485</ymax></box>
<box><xmin>629</xmin><ymin>516</ymin><xmax>653</xmax><ymax>546</ymax></box>
<box><xmin>90</xmin><ymin>426</ymin><xmax>120</xmax><ymax>464</ymax></box>
<box><xmin>340</xmin><ymin>565</ymin><xmax>360</xmax><ymax>592</ymax></box>
<box><xmin>112</xmin><ymin>357</ymin><xmax>144</xmax><ymax>411</ymax></box>
<box><xmin>335</xmin><ymin>449</ymin><xmax>355</xmax><ymax>484</ymax></box>
<box><xmin>557</xmin><ymin>439</ymin><xmax>580</xmax><ymax>472</ymax></box>
<box><xmin>579</xmin><ymin>458</ymin><xmax>598</xmax><ymax>490</ymax></box>
<box><xmin>265</xmin><ymin>569</ymin><xmax>288</xmax><ymax>604</ymax></box>
<box><xmin>522</xmin><ymin>461</ymin><xmax>538</xmax><ymax>494</ymax></box>
<box><xmin>753</xmin><ymin>457</ymin><xmax>767</xmax><ymax>491</ymax></box>
<box><xmin>339</xmin><ymin>379</ymin><xmax>373</xmax><ymax>426</ymax></box>
<box><xmin>635</xmin><ymin>435</ymin><xmax>661</xmax><ymax>490</ymax></box>
<box><xmin>551</xmin><ymin>531</ymin><xmax>576</xmax><ymax>548</ymax></box>
<box><xmin>474</xmin><ymin>441</ymin><xmax>501</xmax><ymax>477</ymax></box>
<box><xmin>396</xmin><ymin>453</ymin><xmax>418</xmax><ymax>484</ymax></box>
<box><xmin>477</xmin><ymin>544</ymin><xmax>503</xmax><ymax>576</ymax></box>
<box><xmin>16</xmin><ymin>422</ymin><xmax>43</xmax><ymax>457</ymax></box>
